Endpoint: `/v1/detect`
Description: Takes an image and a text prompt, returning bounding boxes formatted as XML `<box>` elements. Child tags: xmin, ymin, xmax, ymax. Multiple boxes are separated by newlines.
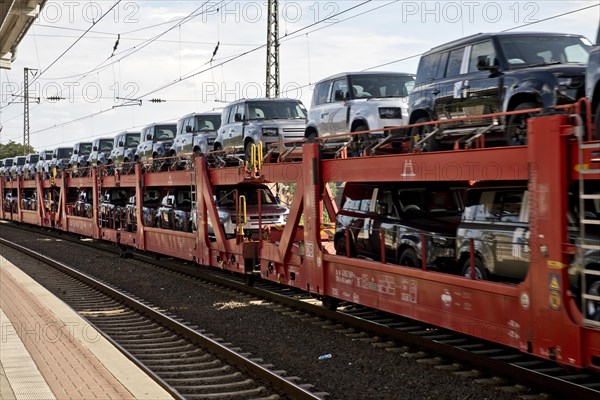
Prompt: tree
<box><xmin>0</xmin><ymin>141</ymin><xmax>35</xmax><ymax>158</ymax></box>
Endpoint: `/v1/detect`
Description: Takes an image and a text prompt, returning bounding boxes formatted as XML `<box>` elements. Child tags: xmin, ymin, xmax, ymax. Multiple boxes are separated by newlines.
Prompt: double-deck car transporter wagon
<box><xmin>1</xmin><ymin>107</ymin><xmax>599</xmax><ymax>371</ymax></box>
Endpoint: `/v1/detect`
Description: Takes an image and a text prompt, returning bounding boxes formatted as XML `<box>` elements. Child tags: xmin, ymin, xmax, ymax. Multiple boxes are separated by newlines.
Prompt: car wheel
<box><xmin>350</xmin><ymin>124</ymin><xmax>369</xmax><ymax>157</ymax></box>
<box><xmin>305</xmin><ymin>131</ymin><xmax>317</xmax><ymax>143</ymax></box>
<box><xmin>461</xmin><ymin>257</ymin><xmax>489</xmax><ymax>280</ymax></box>
<box><xmin>244</xmin><ymin>141</ymin><xmax>255</xmax><ymax>167</ymax></box>
<box><xmin>399</xmin><ymin>248</ymin><xmax>420</xmax><ymax>268</ymax></box>
<box><xmin>586</xmin><ymin>278</ymin><xmax>600</xmax><ymax>321</ymax></box>
<box><xmin>506</xmin><ymin>102</ymin><xmax>538</xmax><ymax>146</ymax></box>
<box><xmin>594</xmin><ymin>102</ymin><xmax>600</xmax><ymax>141</ymax></box>
<box><xmin>411</xmin><ymin>116</ymin><xmax>440</xmax><ymax>152</ymax></box>
<box><xmin>335</xmin><ymin>233</ymin><xmax>355</xmax><ymax>257</ymax></box>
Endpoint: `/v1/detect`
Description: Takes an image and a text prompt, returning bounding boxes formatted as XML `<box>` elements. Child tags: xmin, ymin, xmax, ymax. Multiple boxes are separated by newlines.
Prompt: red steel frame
<box><xmin>1</xmin><ymin>113</ymin><xmax>599</xmax><ymax>370</ymax></box>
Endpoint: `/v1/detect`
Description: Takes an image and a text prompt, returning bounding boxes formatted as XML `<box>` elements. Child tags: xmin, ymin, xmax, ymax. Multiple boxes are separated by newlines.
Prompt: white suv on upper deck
<box><xmin>304</xmin><ymin>71</ymin><xmax>415</xmax><ymax>144</ymax></box>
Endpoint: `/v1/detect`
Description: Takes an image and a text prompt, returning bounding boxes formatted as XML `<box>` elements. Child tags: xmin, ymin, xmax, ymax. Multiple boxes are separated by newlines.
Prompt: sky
<box><xmin>0</xmin><ymin>0</ymin><xmax>599</xmax><ymax>151</ymax></box>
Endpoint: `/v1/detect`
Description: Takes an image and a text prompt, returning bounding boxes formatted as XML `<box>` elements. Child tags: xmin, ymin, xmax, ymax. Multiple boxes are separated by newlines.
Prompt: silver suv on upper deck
<box><xmin>215</xmin><ymin>98</ymin><xmax>306</xmax><ymax>162</ymax></box>
<box><xmin>110</xmin><ymin>131</ymin><xmax>140</xmax><ymax>169</ymax></box>
<box><xmin>174</xmin><ymin>112</ymin><xmax>222</xmax><ymax>157</ymax></box>
<box><xmin>305</xmin><ymin>72</ymin><xmax>415</xmax><ymax>145</ymax></box>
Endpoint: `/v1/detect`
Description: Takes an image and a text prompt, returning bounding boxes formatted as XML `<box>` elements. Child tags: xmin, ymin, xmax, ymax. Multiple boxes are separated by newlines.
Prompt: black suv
<box><xmin>587</xmin><ymin>25</ymin><xmax>600</xmax><ymax>139</ymax></box>
<box><xmin>409</xmin><ymin>32</ymin><xmax>590</xmax><ymax>149</ymax></box>
<box><xmin>334</xmin><ymin>182</ymin><xmax>464</xmax><ymax>270</ymax></box>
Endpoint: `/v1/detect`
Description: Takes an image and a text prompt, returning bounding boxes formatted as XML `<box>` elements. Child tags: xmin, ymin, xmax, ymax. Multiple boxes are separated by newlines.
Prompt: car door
<box><xmin>327</xmin><ymin>77</ymin><xmax>351</xmax><ymax>135</ymax></box>
<box><xmin>370</xmin><ymin>187</ymin><xmax>400</xmax><ymax>262</ymax></box>
<box><xmin>458</xmin><ymin>40</ymin><xmax>502</xmax><ymax>123</ymax></box>
<box><xmin>490</xmin><ymin>189</ymin><xmax>530</xmax><ymax>279</ymax></box>
<box><xmin>138</xmin><ymin>127</ymin><xmax>154</xmax><ymax>161</ymax></box>
<box><xmin>433</xmin><ymin>47</ymin><xmax>467</xmax><ymax>122</ymax></box>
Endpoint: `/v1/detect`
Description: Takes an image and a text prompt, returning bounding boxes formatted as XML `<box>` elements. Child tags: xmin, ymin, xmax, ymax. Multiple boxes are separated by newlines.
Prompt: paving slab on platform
<box><xmin>0</xmin><ymin>249</ymin><xmax>174</xmax><ymax>400</ymax></box>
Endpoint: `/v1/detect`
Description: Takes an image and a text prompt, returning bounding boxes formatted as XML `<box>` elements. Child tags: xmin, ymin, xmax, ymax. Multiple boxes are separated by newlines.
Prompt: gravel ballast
<box><xmin>0</xmin><ymin>225</ymin><xmax>523</xmax><ymax>400</ymax></box>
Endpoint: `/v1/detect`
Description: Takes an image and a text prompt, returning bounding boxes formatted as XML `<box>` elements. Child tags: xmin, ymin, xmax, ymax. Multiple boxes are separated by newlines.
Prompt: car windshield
<box><xmin>99</xmin><ymin>139</ymin><xmax>113</xmax><ymax>152</ymax></box>
<box><xmin>4</xmin><ymin>159</ymin><xmax>13</xmax><ymax>166</ymax></box>
<box><xmin>16</xmin><ymin>157</ymin><xmax>26</xmax><ymax>165</ymax></box>
<box><xmin>246</xmin><ymin>101</ymin><xmax>306</xmax><ymax>120</ymax></box>
<box><xmin>499</xmin><ymin>35</ymin><xmax>591</xmax><ymax>68</ymax></box>
<box><xmin>216</xmin><ymin>186</ymin><xmax>277</xmax><ymax>206</ymax></box>
<box><xmin>29</xmin><ymin>155</ymin><xmax>39</xmax><ymax>163</ymax></box>
<box><xmin>398</xmin><ymin>188</ymin><xmax>462</xmax><ymax>215</ymax></box>
<box><xmin>349</xmin><ymin>74</ymin><xmax>415</xmax><ymax>98</ymax></box>
<box><xmin>196</xmin><ymin>115</ymin><xmax>222</xmax><ymax>131</ymax></box>
<box><xmin>57</xmin><ymin>148</ymin><xmax>73</xmax><ymax>158</ymax></box>
<box><xmin>155</xmin><ymin>125</ymin><xmax>176</xmax><ymax>140</ymax></box>
<box><xmin>79</xmin><ymin>143</ymin><xmax>92</xmax><ymax>155</ymax></box>
<box><xmin>125</xmin><ymin>134</ymin><xmax>140</xmax><ymax>147</ymax></box>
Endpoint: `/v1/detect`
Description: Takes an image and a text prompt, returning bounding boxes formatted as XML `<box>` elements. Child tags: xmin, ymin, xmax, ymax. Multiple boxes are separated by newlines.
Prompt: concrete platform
<box><xmin>0</xmin><ymin>248</ymin><xmax>174</xmax><ymax>400</ymax></box>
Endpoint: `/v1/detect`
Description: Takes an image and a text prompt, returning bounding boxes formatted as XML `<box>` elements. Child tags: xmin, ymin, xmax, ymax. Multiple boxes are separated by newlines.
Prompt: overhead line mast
<box><xmin>265</xmin><ymin>0</ymin><xmax>280</xmax><ymax>98</ymax></box>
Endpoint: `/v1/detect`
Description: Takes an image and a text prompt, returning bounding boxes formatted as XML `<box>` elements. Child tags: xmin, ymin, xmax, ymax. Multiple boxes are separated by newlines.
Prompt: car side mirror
<box><xmin>118</xmin><ymin>141</ymin><xmax>124</xmax><ymax>147</ymax></box>
<box><xmin>334</xmin><ymin>90</ymin><xmax>346</xmax><ymax>101</ymax></box>
<box><xmin>167</xmin><ymin>198</ymin><xmax>173</xmax><ymax>206</ymax></box>
<box><xmin>185</xmin><ymin>125</ymin><xmax>192</xmax><ymax>133</ymax></box>
<box><xmin>73</xmin><ymin>150</ymin><xmax>78</xmax><ymax>155</ymax></box>
<box><xmin>146</xmin><ymin>134</ymin><xmax>152</xmax><ymax>140</ymax></box>
<box><xmin>234</xmin><ymin>113</ymin><xmax>243</xmax><ymax>122</ymax></box>
<box><xmin>477</xmin><ymin>55</ymin><xmax>497</xmax><ymax>71</ymax></box>
<box><xmin>92</xmin><ymin>146</ymin><xmax>98</xmax><ymax>151</ymax></box>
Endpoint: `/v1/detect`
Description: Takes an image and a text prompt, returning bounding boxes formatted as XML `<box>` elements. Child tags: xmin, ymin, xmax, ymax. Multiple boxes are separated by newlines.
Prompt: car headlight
<box><xmin>379</xmin><ymin>107</ymin><xmax>402</xmax><ymax>119</ymax></box>
<box><xmin>262</xmin><ymin>127</ymin><xmax>278</xmax><ymax>136</ymax></box>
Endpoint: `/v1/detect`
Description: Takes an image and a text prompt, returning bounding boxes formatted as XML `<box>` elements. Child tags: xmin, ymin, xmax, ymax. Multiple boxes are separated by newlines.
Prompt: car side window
<box><xmin>224</xmin><ymin>107</ymin><xmax>234</xmax><ymax>124</ymax></box>
<box><xmin>312</xmin><ymin>81</ymin><xmax>331</xmax><ymax>106</ymax></box>
<box><xmin>235</xmin><ymin>103</ymin><xmax>246</xmax><ymax>120</ymax></box>
<box><xmin>416</xmin><ymin>52</ymin><xmax>448</xmax><ymax>83</ymax></box>
<box><xmin>376</xmin><ymin>189</ymin><xmax>398</xmax><ymax>219</ymax></box>
<box><xmin>468</xmin><ymin>41</ymin><xmax>496</xmax><ymax>72</ymax></box>
<box><xmin>446</xmin><ymin>47</ymin><xmax>465</xmax><ymax>77</ymax></box>
<box><xmin>342</xmin><ymin>185</ymin><xmax>373</xmax><ymax>212</ymax></box>
<box><xmin>330</xmin><ymin>79</ymin><xmax>348</xmax><ymax>102</ymax></box>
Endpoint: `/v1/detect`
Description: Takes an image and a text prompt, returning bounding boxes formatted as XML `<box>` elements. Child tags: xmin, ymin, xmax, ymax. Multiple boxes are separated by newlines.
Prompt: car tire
<box><xmin>351</xmin><ymin>124</ymin><xmax>369</xmax><ymax>157</ymax></box>
<box><xmin>411</xmin><ymin>116</ymin><xmax>440</xmax><ymax>152</ymax></box>
<box><xmin>585</xmin><ymin>278</ymin><xmax>600</xmax><ymax>321</ymax></box>
<box><xmin>461</xmin><ymin>257</ymin><xmax>489</xmax><ymax>280</ymax></box>
<box><xmin>594</xmin><ymin>102</ymin><xmax>600</xmax><ymax>141</ymax></box>
<box><xmin>244</xmin><ymin>141</ymin><xmax>255</xmax><ymax>167</ymax></box>
<box><xmin>506</xmin><ymin>102</ymin><xmax>538</xmax><ymax>146</ymax></box>
<box><xmin>399</xmin><ymin>248</ymin><xmax>420</xmax><ymax>268</ymax></box>
<box><xmin>335</xmin><ymin>233</ymin><xmax>355</xmax><ymax>257</ymax></box>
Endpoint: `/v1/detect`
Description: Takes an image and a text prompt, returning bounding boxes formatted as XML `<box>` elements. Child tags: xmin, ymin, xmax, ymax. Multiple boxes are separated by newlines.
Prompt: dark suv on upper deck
<box><xmin>409</xmin><ymin>32</ymin><xmax>591</xmax><ymax>150</ymax></box>
<box><xmin>215</xmin><ymin>98</ymin><xmax>306</xmax><ymax>162</ymax></box>
<box><xmin>587</xmin><ymin>25</ymin><xmax>600</xmax><ymax>139</ymax></box>
<box><xmin>334</xmin><ymin>182</ymin><xmax>465</xmax><ymax>270</ymax></box>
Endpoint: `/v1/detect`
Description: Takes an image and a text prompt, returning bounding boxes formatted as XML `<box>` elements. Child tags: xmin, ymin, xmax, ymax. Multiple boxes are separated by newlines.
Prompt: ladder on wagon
<box><xmin>578</xmin><ymin>128</ymin><xmax>600</xmax><ymax>327</ymax></box>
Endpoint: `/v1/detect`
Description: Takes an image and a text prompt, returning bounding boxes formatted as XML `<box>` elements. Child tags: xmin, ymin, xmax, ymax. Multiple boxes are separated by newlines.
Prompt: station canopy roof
<box><xmin>0</xmin><ymin>0</ymin><xmax>47</xmax><ymax>69</ymax></box>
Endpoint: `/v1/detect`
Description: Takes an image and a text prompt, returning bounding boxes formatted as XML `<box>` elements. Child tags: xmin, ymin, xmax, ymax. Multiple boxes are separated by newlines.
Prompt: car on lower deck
<box><xmin>457</xmin><ymin>183</ymin><xmax>600</xmax><ymax>286</ymax></box>
<box><xmin>334</xmin><ymin>182</ymin><xmax>465</xmax><ymax>271</ymax></box>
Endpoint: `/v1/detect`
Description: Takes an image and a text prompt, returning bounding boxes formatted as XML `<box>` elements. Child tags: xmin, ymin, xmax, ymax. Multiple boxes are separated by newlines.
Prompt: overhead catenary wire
<box><xmin>2</xmin><ymin>2</ymin><xmax>598</xmax><ymax>145</ymax></box>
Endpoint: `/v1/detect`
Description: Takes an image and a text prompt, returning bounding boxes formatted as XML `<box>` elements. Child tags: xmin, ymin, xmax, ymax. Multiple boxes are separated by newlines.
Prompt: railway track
<box><xmin>3</xmin><ymin>222</ymin><xmax>600</xmax><ymax>399</ymax></box>
<box><xmin>0</xmin><ymin>236</ymin><xmax>325</xmax><ymax>400</ymax></box>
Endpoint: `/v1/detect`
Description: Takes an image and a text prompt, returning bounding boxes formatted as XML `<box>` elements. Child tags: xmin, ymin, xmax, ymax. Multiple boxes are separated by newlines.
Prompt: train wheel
<box><xmin>461</xmin><ymin>257</ymin><xmax>488</xmax><ymax>280</ymax></box>
<box><xmin>322</xmin><ymin>296</ymin><xmax>340</xmax><ymax>311</ymax></box>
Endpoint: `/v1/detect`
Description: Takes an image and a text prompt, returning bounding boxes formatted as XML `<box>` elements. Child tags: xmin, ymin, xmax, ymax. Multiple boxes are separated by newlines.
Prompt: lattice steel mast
<box><xmin>265</xmin><ymin>0</ymin><xmax>280</xmax><ymax>98</ymax></box>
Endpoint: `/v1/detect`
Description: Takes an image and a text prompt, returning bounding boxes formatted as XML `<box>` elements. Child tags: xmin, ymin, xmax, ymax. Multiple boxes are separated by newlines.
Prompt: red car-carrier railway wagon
<box><xmin>1</xmin><ymin>110</ymin><xmax>599</xmax><ymax>372</ymax></box>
